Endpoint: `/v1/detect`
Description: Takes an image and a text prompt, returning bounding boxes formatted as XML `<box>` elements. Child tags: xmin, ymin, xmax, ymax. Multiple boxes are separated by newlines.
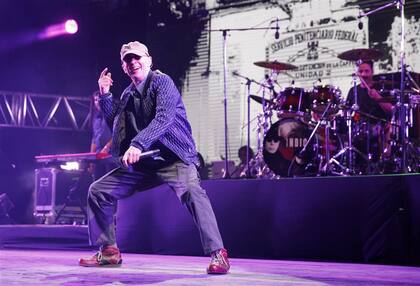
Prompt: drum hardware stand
<box><xmin>249</xmin><ymin>87</ymin><xmax>276</xmax><ymax>178</ymax></box>
<box><xmin>246</xmin><ymin>76</ymin><xmax>252</xmax><ymax>177</ymax></box>
<box><xmin>386</xmin><ymin>106</ymin><xmax>401</xmax><ymax>170</ymax></box>
<box><xmin>242</xmin><ymin>112</ymin><xmax>277</xmax><ymax>179</ymax></box>
<box><xmin>326</xmin><ymin>64</ymin><xmax>372</xmax><ymax>175</ymax></box>
<box><xmin>387</xmin><ymin>88</ymin><xmax>419</xmax><ymax>173</ymax></box>
<box><xmin>364</xmin><ymin>121</ymin><xmax>376</xmax><ymax>174</ymax></box>
<box><xmin>245</xmin><ymin>73</ymin><xmax>281</xmax><ymax>178</ymax></box>
<box><xmin>327</xmin><ymin>105</ymin><xmax>369</xmax><ymax>175</ymax></box>
<box><xmin>405</xmin><ymin>66</ymin><xmax>420</xmax><ymax>92</ymax></box>
<box><xmin>319</xmin><ymin>118</ymin><xmax>333</xmax><ymax>175</ymax></box>
<box><xmin>400</xmin><ymin>66</ymin><xmax>420</xmax><ymax>171</ymax></box>
<box><xmin>297</xmin><ymin>101</ymin><xmax>333</xmax><ymax>175</ymax></box>
<box><xmin>247</xmin><ymin>86</ymin><xmax>277</xmax><ymax>178</ymax></box>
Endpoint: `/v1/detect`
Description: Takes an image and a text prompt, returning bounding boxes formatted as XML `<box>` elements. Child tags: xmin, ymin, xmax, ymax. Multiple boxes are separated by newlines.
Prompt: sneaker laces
<box><xmin>211</xmin><ymin>250</ymin><xmax>227</xmax><ymax>266</ymax></box>
<box><xmin>94</xmin><ymin>251</ymin><xmax>103</xmax><ymax>262</ymax></box>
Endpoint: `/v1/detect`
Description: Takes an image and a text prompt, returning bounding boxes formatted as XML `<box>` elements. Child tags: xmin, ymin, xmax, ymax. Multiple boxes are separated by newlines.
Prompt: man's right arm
<box><xmin>98</xmin><ymin>67</ymin><xmax>118</xmax><ymax>129</ymax></box>
<box><xmin>99</xmin><ymin>93</ymin><xmax>118</xmax><ymax>130</ymax></box>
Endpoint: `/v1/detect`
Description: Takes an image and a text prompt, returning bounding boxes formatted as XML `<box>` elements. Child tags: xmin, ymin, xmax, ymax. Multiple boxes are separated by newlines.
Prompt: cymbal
<box><xmin>337</xmin><ymin>48</ymin><xmax>383</xmax><ymax>61</ymax></box>
<box><xmin>253</xmin><ymin>60</ymin><xmax>298</xmax><ymax>71</ymax></box>
<box><xmin>339</xmin><ymin>106</ymin><xmax>393</xmax><ymax>124</ymax></box>
<box><xmin>250</xmin><ymin>95</ymin><xmax>274</xmax><ymax>105</ymax></box>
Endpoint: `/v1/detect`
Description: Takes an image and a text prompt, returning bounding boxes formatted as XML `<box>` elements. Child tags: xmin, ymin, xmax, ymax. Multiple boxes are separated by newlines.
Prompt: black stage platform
<box><xmin>1</xmin><ymin>174</ymin><xmax>419</xmax><ymax>265</ymax></box>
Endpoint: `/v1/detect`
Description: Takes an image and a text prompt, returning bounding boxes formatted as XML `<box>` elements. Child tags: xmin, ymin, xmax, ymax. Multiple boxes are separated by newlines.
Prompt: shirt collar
<box><xmin>134</xmin><ymin>70</ymin><xmax>150</xmax><ymax>95</ymax></box>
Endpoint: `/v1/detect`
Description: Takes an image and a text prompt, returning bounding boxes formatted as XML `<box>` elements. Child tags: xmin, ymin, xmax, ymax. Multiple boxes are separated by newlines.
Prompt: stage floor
<box><xmin>1</xmin><ymin>249</ymin><xmax>420</xmax><ymax>286</ymax></box>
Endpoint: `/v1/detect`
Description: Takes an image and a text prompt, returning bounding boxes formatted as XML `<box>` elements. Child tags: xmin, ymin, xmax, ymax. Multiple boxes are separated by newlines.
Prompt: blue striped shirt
<box><xmin>99</xmin><ymin>71</ymin><xmax>198</xmax><ymax>166</ymax></box>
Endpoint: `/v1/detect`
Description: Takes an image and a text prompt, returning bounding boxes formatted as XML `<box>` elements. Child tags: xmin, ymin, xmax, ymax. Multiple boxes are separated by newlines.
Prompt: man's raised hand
<box><xmin>98</xmin><ymin>68</ymin><xmax>113</xmax><ymax>94</ymax></box>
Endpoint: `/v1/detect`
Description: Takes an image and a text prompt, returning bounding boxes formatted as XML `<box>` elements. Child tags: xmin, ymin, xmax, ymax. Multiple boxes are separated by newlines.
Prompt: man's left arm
<box><xmin>99</xmin><ymin>139</ymin><xmax>112</xmax><ymax>154</ymax></box>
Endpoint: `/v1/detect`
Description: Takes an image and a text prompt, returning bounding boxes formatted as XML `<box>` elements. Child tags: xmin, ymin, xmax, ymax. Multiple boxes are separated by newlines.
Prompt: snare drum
<box><xmin>310</xmin><ymin>85</ymin><xmax>341</xmax><ymax>114</ymax></box>
<box><xmin>275</xmin><ymin>87</ymin><xmax>310</xmax><ymax>118</ymax></box>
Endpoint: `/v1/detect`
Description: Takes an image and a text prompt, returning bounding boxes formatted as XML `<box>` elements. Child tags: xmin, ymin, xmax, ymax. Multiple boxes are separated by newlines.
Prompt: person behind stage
<box><xmin>79</xmin><ymin>41</ymin><xmax>230</xmax><ymax>274</ymax></box>
<box><xmin>89</xmin><ymin>90</ymin><xmax>113</xmax><ymax>179</ymax></box>
<box><xmin>231</xmin><ymin>145</ymin><xmax>254</xmax><ymax>178</ymax></box>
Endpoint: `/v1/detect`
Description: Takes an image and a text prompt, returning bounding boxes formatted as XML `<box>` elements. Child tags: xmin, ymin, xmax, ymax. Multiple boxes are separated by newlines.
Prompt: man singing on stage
<box><xmin>79</xmin><ymin>41</ymin><xmax>230</xmax><ymax>274</ymax></box>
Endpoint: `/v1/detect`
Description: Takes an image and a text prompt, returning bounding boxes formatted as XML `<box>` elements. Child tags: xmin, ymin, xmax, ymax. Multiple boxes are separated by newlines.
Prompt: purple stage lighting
<box><xmin>65</xmin><ymin>20</ymin><xmax>78</xmax><ymax>34</ymax></box>
<box><xmin>39</xmin><ymin>19</ymin><xmax>79</xmax><ymax>39</ymax></box>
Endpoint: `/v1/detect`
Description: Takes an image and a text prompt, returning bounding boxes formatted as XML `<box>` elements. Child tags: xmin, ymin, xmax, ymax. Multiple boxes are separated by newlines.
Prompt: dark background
<box><xmin>0</xmin><ymin>0</ymin><xmax>205</xmax><ymax>95</ymax></box>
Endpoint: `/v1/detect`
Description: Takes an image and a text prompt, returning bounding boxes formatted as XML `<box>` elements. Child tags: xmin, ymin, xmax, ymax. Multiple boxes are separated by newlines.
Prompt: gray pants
<box><xmin>87</xmin><ymin>161</ymin><xmax>224</xmax><ymax>254</ymax></box>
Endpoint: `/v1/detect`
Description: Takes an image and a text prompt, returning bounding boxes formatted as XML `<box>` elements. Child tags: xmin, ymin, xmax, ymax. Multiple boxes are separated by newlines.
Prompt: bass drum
<box><xmin>263</xmin><ymin>118</ymin><xmax>316</xmax><ymax>177</ymax></box>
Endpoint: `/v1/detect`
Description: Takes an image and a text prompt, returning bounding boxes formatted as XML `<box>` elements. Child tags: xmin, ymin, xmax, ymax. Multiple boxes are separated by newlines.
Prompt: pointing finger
<box><xmin>100</xmin><ymin>68</ymin><xmax>108</xmax><ymax>78</ymax></box>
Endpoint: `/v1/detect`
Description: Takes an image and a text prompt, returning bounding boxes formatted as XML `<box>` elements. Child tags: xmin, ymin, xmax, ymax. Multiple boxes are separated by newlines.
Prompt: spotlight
<box><xmin>65</xmin><ymin>19</ymin><xmax>78</xmax><ymax>34</ymax></box>
<box><xmin>39</xmin><ymin>19</ymin><xmax>79</xmax><ymax>39</ymax></box>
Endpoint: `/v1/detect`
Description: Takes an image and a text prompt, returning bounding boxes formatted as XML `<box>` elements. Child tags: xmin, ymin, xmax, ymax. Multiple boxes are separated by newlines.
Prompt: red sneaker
<box><xmin>79</xmin><ymin>246</ymin><xmax>122</xmax><ymax>267</ymax></box>
<box><xmin>207</xmin><ymin>248</ymin><xmax>230</xmax><ymax>274</ymax></box>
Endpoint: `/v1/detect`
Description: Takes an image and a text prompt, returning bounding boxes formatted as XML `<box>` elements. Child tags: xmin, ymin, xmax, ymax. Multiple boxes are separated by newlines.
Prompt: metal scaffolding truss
<box><xmin>0</xmin><ymin>90</ymin><xmax>92</xmax><ymax>131</ymax></box>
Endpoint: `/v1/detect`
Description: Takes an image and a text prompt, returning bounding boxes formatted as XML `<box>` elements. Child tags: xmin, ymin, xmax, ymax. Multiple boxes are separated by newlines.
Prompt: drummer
<box><xmin>346</xmin><ymin>60</ymin><xmax>394</xmax><ymax>162</ymax></box>
<box><xmin>346</xmin><ymin>60</ymin><xmax>393</xmax><ymax>119</ymax></box>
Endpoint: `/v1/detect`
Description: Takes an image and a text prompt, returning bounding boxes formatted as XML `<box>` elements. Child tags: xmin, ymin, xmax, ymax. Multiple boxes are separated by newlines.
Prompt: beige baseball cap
<box><xmin>120</xmin><ymin>41</ymin><xmax>149</xmax><ymax>61</ymax></box>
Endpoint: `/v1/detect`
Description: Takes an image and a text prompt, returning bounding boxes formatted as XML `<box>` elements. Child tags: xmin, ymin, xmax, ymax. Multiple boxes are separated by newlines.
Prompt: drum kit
<box><xmin>238</xmin><ymin>48</ymin><xmax>420</xmax><ymax>178</ymax></box>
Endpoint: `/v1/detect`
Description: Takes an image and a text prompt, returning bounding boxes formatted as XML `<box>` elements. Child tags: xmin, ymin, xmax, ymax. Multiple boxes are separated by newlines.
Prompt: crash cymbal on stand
<box><xmin>254</xmin><ymin>60</ymin><xmax>298</xmax><ymax>71</ymax></box>
<box><xmin>250</xmin><ymin>94</ymin><xmax>274</xmax><ymax>105</ymax></box>
<box><xmin>337</xmin><ymin>48</ymin><xmax>383</xmax><ymax>61</ymax></box>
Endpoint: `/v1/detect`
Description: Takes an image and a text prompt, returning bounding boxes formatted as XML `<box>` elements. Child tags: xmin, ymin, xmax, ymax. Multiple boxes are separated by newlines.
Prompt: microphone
<box><xmin>118</xmin><ymin>149</ymin><xmax>161</xmax><ymax>168</ymax></box>
<box><xmin>357</xmin><ymin>11</ymin><xmax>363</xmax><ymax>30</ymax></box>
<box><xmin>274</xmin><ymin>17</ymin><xmax>280</xmax><ymax>40</ymax></box>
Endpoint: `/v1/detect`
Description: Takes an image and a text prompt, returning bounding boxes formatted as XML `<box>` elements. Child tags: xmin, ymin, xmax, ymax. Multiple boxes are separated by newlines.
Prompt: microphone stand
<box><xmin>399</xmin><ymin>0</ymin><xmax>407</xmax><ymax>172</ymax></box>
<box><xmin>232</xmin><ymin>72</ymin><xmax>255</xmax><ymax>178</ymax></box>
<box><xmin>297</xmin><ymin>101</ymin><xmax>333</xmax><ymax>174</ymax></box>
<box><xmin>222</xmin><ymin>30</ymin><xmax>230</xmax><ymax>178</ymax></box>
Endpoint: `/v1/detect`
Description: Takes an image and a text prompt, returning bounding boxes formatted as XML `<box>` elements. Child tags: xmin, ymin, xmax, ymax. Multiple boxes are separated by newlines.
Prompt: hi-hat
<box><xmin>338</xmin><ymin>48</ymin><xmax>383</xmax><ymax>61</ymax></box>
<box><xmin>375</xmin><ymin>96</ymin><xmax>397</xmax><ymax>103</ymax></box>
<box><xmin>254</xmin><ymin>60</ymin><xmax>297</xmax><ymax>70</ymax></box>
<box><xmin>373</xmin><ymin>79</ymin><xmax>395</xmax><ymax>85</ymax></box>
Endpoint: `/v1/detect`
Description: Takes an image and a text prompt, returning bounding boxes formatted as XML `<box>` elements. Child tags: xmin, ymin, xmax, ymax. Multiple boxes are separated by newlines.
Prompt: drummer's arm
<box><xmin>346</xmin><ymin>88</ymin><xmax>354</xmax><ymax>105</ymax></box>
<box><xmin>368</xmin><ymin>88</ymin><xmax>393</xmax><ymax>114</ymax></box>
<box><xmin>378</xmin><ymin>102</ymin><xmax>393</xmax><ymax>113</ymax></box>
